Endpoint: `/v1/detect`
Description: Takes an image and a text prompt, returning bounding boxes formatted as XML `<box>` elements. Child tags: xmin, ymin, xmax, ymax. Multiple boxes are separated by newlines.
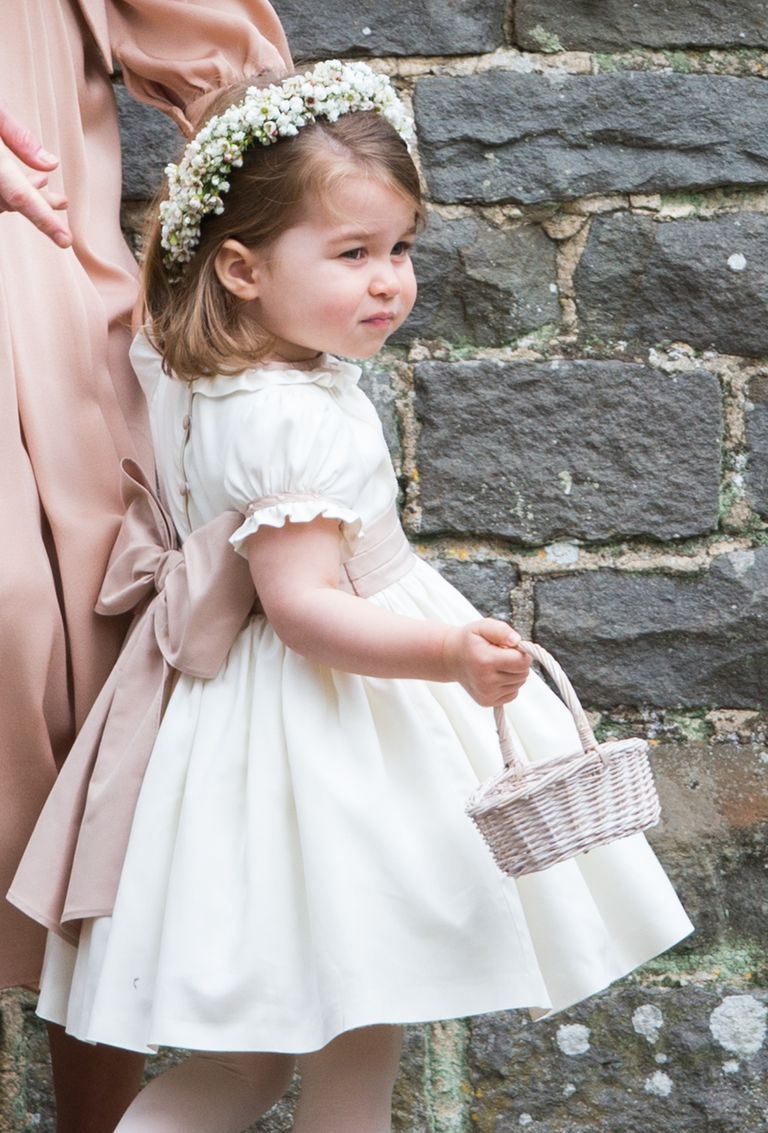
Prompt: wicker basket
<box><xmin>466</xmin><ymin>641</ymin><xmax>661</xmax><ymax>878</ymax></box>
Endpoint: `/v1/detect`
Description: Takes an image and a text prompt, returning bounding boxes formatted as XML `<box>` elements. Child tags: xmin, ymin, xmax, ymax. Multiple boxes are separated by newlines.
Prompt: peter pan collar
<box><xmin>130</xmin><ymin>329</ymin><xmax>362</xmax><ymax>401</ymax></box>
<box><xmin>189</xmin><ymin>355</ymin><xmax>362</xmax><ymax>398</ymax></box>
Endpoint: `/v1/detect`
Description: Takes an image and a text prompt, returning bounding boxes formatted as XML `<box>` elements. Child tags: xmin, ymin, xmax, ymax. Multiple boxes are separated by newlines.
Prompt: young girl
<box><xmin>11</xmin><ymin>60</ymin><xmax>692</xmax><ymax>1132</ymax></box>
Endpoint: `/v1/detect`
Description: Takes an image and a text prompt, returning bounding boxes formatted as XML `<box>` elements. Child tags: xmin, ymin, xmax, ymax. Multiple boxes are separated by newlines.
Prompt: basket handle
<box><xmin>493</xmin><ymin>641</ymin><xmax>599</xmax><ymax>769</ymax></box>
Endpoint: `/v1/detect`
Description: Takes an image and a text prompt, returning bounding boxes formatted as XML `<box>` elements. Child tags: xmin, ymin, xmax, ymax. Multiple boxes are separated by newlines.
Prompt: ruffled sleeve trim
<box><xmin>230</xmin><ymin>493</ymin><xmax>363</xmax><ymax>557</ymax></box>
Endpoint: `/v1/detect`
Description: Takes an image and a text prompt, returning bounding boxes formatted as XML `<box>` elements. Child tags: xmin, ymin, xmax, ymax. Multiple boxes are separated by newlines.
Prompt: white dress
<box><xmin>38</xmin><ymin>333</ymin><xmax>693</xmax><ymax>1055</ymax></box>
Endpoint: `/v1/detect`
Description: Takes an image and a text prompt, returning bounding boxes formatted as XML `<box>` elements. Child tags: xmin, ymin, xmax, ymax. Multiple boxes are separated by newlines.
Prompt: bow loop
<box><xmin>96</xmin><ymin>459</ymin><xmax>178</xmax><ymax>617</ymax></box>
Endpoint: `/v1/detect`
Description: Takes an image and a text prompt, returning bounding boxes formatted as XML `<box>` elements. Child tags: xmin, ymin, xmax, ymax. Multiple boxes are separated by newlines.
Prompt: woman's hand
<box><xmin>442</xmin><ymin>620</ymin><xmax>530</xmax><ymax>707</ymax></box>
<box><xmin>0</xmin><ymin>102</ymin><xmax>72</xmax><ymax>247</ymax></box>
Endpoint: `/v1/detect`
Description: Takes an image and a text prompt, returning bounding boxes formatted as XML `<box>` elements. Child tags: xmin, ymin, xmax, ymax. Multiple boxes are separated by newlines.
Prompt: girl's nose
<box><xmin>370</xmin><ymin>261</ymin><xmax>401</xmax><ymax>297</ymax></box>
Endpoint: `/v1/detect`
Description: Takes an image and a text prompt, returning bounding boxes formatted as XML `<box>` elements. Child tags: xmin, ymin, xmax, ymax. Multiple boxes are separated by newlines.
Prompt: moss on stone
<box><xmin>424</xmin><ymin>1020</ymin><xmax>470</xmax><ymax>1133</ymax></box>
<box><xmin>631</xmin><ymin>940</ymin><xmax>768</xmax><ymax>987</ymax></box>
<box><xmin>595</xmin><ymin>53</ymin><xmax>620</xmax><ymax>74</ymax></box>
<box><xmin>658</xmin><ymin>189</ymin><xmax>709</xmax><ymax>212</ymax></box>
<box><xmin>664</xmin><ymin>50</ymin><xmax>693</xmax><ymax>73</ymax></box>
<box><xmin>718</xmin><ymin>483</ymin><xmax>738</xmax><ymax>521</ymax></box>
<box><xmin>525</xmin><ymin>25</ymin><xmax>564</xmax><ymax>54</ymax></box>
<box><xmin>663</xmin><ymin>711</ymin><xmax>715</xmax><ymax>742</ymax></box>
<box><xmin>593</xmin><ymin>710</ymin><xmax>716</xmax><ymax>744</ymax></box>
<box><xmin>445</xmin><ymin>339</ymin><xmax>482</xmax><ymax>361</ymax></box>
<box><xmin>511</xmin><ymin>322</ymin><xmax>561</xmax><ymax>350</ymax></box>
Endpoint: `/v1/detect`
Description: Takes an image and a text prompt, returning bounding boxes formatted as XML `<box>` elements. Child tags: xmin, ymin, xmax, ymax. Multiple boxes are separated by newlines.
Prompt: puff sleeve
<box><xmin>105</xmin><ymin>0</ymin><xmax>292</xmax><ymax>135</ymax></box>
<box><xmin>225</xmin><ymin>385</ymin><xmax>380</xmax><ymax>558</ymax></box>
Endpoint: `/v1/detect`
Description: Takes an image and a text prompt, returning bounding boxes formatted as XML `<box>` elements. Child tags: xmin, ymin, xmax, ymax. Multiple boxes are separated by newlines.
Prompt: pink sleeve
<box><xmin>106</xmin><ymin>0</ymin><xmax>292</xmax><ymax>135</ymax></box>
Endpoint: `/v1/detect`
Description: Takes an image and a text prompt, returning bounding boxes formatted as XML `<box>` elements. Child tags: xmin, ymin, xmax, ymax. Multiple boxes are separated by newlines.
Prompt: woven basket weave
<box><xmin>466</xmin><ymin>641</ymin><xmax>661</xmax><ymax>878</ymax></box>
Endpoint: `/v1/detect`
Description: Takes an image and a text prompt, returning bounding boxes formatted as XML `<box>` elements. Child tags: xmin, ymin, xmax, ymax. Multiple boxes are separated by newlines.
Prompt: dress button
<box><xmin>179</xmin><ymin>482</ymin><xmax>190</xmax><ymax>497</ymax></box>
<box><xmin>182</xmin><ymin>414</ymin><xmax>191</xmax><ymax>430</ymax></box>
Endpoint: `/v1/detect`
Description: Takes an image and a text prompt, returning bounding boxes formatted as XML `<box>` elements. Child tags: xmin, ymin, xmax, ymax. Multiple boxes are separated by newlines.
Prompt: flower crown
<box><xmin>159</xmin><ymin>59</ymin><xmax>415</xmax><ymax>278</ymax></box>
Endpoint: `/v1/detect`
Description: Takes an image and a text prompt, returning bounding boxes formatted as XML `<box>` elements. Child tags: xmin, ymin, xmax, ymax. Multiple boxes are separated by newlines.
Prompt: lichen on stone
<box><xmin>709</xmin><ymin>994</ymin><xmax>767</xmax><ymax>1056</ymax></box>
<box><xmin>644</xmin><ymin>1070</ymin><xmax>674</xmax><ymax>1097</ymax></box>
<box><xmin>632</xmin><ymin>1003</ymin><xmax>665</xmax><ymax>1043</ymax></box>
<box><xmin>556</xmin><ymin>1023</ymin><xmax>591</xmax><ymax>1055</ymax></box>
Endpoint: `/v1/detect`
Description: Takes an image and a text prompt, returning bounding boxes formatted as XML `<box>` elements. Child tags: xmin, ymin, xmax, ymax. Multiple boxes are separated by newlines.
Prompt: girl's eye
<box><xmin>341</xmin><ymin>247</ymin><xmax>366</xmax><ymax>261</ymax></box>
<box><xmin>392</xmin><ymin>241</ymin><xmax>412</xmax><ymax>257</ymax></box>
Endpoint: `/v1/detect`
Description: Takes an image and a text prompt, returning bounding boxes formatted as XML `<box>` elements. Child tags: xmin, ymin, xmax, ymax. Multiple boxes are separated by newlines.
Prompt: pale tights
<box><xmin>114</xmin><ymin>1025</ymin><xmax>404</xmax><ymax>1133</ymax></box>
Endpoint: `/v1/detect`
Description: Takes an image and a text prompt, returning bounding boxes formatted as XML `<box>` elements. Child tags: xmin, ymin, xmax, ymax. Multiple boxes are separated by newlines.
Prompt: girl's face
<box><xmin>238</xmin><ymin>174</ymin><xmax>418</xmax><ymax>362</ymax></box>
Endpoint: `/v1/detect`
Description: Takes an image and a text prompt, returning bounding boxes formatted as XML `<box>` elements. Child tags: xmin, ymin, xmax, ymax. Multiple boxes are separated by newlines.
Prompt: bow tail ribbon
<box><xmin>8</xmin><ymin>460</ymin><xmax>256</xmax><ymax>939</ymax></box>
<box><xmin>8</xmin><ymin>613</ymin><xmax>169</xmax><ymax>941</ymax></box>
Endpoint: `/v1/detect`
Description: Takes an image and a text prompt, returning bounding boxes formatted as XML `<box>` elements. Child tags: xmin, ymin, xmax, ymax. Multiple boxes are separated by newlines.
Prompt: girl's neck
<box><xmin>260</xmin><ymin>351</ymin><xmax>325</xmax><ymax>371</ymax></box>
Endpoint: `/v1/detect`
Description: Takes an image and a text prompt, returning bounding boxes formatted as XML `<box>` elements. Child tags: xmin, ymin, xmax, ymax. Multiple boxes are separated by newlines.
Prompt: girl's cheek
<box><xmin>322</xmin><ymin>298</ymin><xmax>356</xmax><ymax>319</ymax></box>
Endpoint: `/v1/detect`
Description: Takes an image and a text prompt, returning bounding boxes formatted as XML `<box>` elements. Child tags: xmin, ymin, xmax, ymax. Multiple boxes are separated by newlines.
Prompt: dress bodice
<box><xmin>130</xmin><ymin>333</ymin><xmax>400</xmax><ymax>553</ymax></box>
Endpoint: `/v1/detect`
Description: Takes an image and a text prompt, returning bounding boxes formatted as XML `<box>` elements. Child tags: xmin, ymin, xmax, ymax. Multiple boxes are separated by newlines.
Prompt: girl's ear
<box><xmin>214</xmin><ymin>239</ymin><xmax>261</xmax><ymax>300</ymax></box>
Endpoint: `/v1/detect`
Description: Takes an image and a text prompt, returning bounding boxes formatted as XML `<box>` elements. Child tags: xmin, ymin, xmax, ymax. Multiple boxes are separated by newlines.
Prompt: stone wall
<box><xmin>4</xmin><ymin>3</ymin><xmax>768</xmax><ymax>1131</ymax></box>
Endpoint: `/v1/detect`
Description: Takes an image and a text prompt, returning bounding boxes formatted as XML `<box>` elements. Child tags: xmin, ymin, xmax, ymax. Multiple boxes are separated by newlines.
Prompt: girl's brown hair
<box><xmin>141</xmin><ymin>81</ymin><xmax>424</xmax><ymax>381</ymax></box>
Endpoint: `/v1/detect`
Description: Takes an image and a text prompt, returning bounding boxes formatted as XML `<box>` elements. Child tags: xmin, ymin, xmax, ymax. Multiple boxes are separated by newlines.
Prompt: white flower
<box><xmin>160</xmin><ymin>60</ymin><xmax>415</xmax><ymax>278</ymax></box>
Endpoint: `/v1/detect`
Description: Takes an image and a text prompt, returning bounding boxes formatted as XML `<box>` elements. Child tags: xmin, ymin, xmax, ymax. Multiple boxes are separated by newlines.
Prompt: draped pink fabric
<box><xmin>9</xmin><ymin>460</ymin><xmax>256</xmax><ymax>941</ymax></box>
<box><xmin>0</xmin><ymin>0</ymin><xmax>290</xmax><ymax>987</ymax></box>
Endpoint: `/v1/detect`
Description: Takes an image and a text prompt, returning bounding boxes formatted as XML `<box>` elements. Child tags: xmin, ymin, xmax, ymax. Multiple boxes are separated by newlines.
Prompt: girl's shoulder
<box><xmin>222</xmin><ymin>358</ymin><xmax>390</xmax><ymax>522</ymax></box>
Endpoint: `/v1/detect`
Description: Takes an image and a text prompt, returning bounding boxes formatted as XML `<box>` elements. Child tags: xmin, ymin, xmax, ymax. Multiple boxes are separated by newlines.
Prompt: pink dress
<box><xmin>0</xmin><ymin>0</ymin><xmax>289</xmax><ymax>989</ymax></box>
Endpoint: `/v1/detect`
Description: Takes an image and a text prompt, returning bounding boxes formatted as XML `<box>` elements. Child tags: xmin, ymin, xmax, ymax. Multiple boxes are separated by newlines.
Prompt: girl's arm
<box><xmin>246</xmin><ymin>517</ymin><xmax>530</xmax><ymax>708</ymax></box>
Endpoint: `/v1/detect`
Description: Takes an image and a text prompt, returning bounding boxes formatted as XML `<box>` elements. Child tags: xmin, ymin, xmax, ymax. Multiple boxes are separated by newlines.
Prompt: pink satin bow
<box><xmin>8</xmin><ymin>459</ymin><xmax>256</xmax><ymax>941</ymax></box>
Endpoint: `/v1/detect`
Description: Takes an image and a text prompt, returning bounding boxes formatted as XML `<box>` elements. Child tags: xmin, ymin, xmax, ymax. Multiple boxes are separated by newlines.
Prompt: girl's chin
<box><xmin>344</xmin><ymin>348</ymin><xmax>384</xmax><ymax>361</ymax></box>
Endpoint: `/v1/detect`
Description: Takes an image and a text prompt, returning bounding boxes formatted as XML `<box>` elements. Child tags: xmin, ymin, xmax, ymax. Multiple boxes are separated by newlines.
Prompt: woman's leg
<box><xmin>292</xmin><ymin>1025</ymin><xmax>404</xmax><ymax>1133</ymax></box>
<box><xmin>47</xmin><ymin>1024</ymin><xmax>145</xmax><ymax>1133</ymax></box>
<box><xmin>114</xmin><ymin>1050</ymin><xmax>295</xmax><ymax>1133</ymax></box>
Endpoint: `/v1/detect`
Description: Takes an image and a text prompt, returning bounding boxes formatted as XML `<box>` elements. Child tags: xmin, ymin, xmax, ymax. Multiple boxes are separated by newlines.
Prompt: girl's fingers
<box><xmin>471</xmin><ymin>671</ymin><xmax>529</xmax><ymax>707</ymax></box>
<box><xmin>475</xmin><ymin>618</ymin><xmax>520</xmax><ymax>649</ymax></box>
<box><xmin>495</xmin><ymin>653</ymin><xmax>530</xmax><ymax>678</ymax></box>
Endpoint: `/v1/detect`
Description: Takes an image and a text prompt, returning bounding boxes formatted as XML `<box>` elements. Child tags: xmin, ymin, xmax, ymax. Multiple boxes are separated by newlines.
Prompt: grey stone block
<box><xmin>116</xmin><ymin>85</ymin><xmax>182</xmax><ymax>200</ymax></box>
<box><xmin>534</xmin><ymin>550</ymin><xmax>768</xmax><ymax>708</ymax></box>
<box><xmin>514</xmin><ymin>0</ymin><xmax>768</xmax><ymax>51</ymax></box>
<box><xmin>414</xmin><ymin>360</ymin><xmax>722</xmax><ymax>543</ymax></box>
<box><xmin>359</xmin><ymin>364</ymin><xmax>401</xmax><ymax>471</ymax></box>
<box><xmin>397</xmin><ymin>213</ymin><xmax>559</xmax><ymax>346</ymax></box>
<box><xmin>414</xmin><ymin>73</ymin><xmax>768</xmax><ymax>204</ymax></box>
<box><xmin>650</xmin><ymin>742</ymin><xmax>768</xmax><ymax>950</ymax></box>
<box><xmin>277</xmin><ymin>0</ymin><xmax>506</xmax><ymax>58</ymax></box>
<box><xmin>746</xmin><ymin>372</ymin><xmax>768</xmax><ymax>515</ymax></box>
<box><xmin>432</xmin><ymin>560</ymin><xmax>519</xmax><ymax>622</ymax></box>
<box><xmin>467</xmin><ymin>986</ymin><xmax>768</xmax><ymax>1133</ymax></box>
<box><xmin>575</xmin><ymin>212</ymin><xmax>768</xmax><ymax>357</ymax></box>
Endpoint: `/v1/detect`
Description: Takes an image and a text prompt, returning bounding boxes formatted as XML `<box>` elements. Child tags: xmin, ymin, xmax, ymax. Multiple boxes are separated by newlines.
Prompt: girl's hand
<box><xmin>246</xmin><ymin>517</ymin><xmax>531</xmax><ymax>699</ymax></box>
<box><xmin>442</xmin><ymin>619</ymin><xmax>530</xmax><ymax>707</ymax></box>
<box><xmin>0</xmin><ymin>102</ymin><xmax>72</xmax><ymax>247</ymax></box>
